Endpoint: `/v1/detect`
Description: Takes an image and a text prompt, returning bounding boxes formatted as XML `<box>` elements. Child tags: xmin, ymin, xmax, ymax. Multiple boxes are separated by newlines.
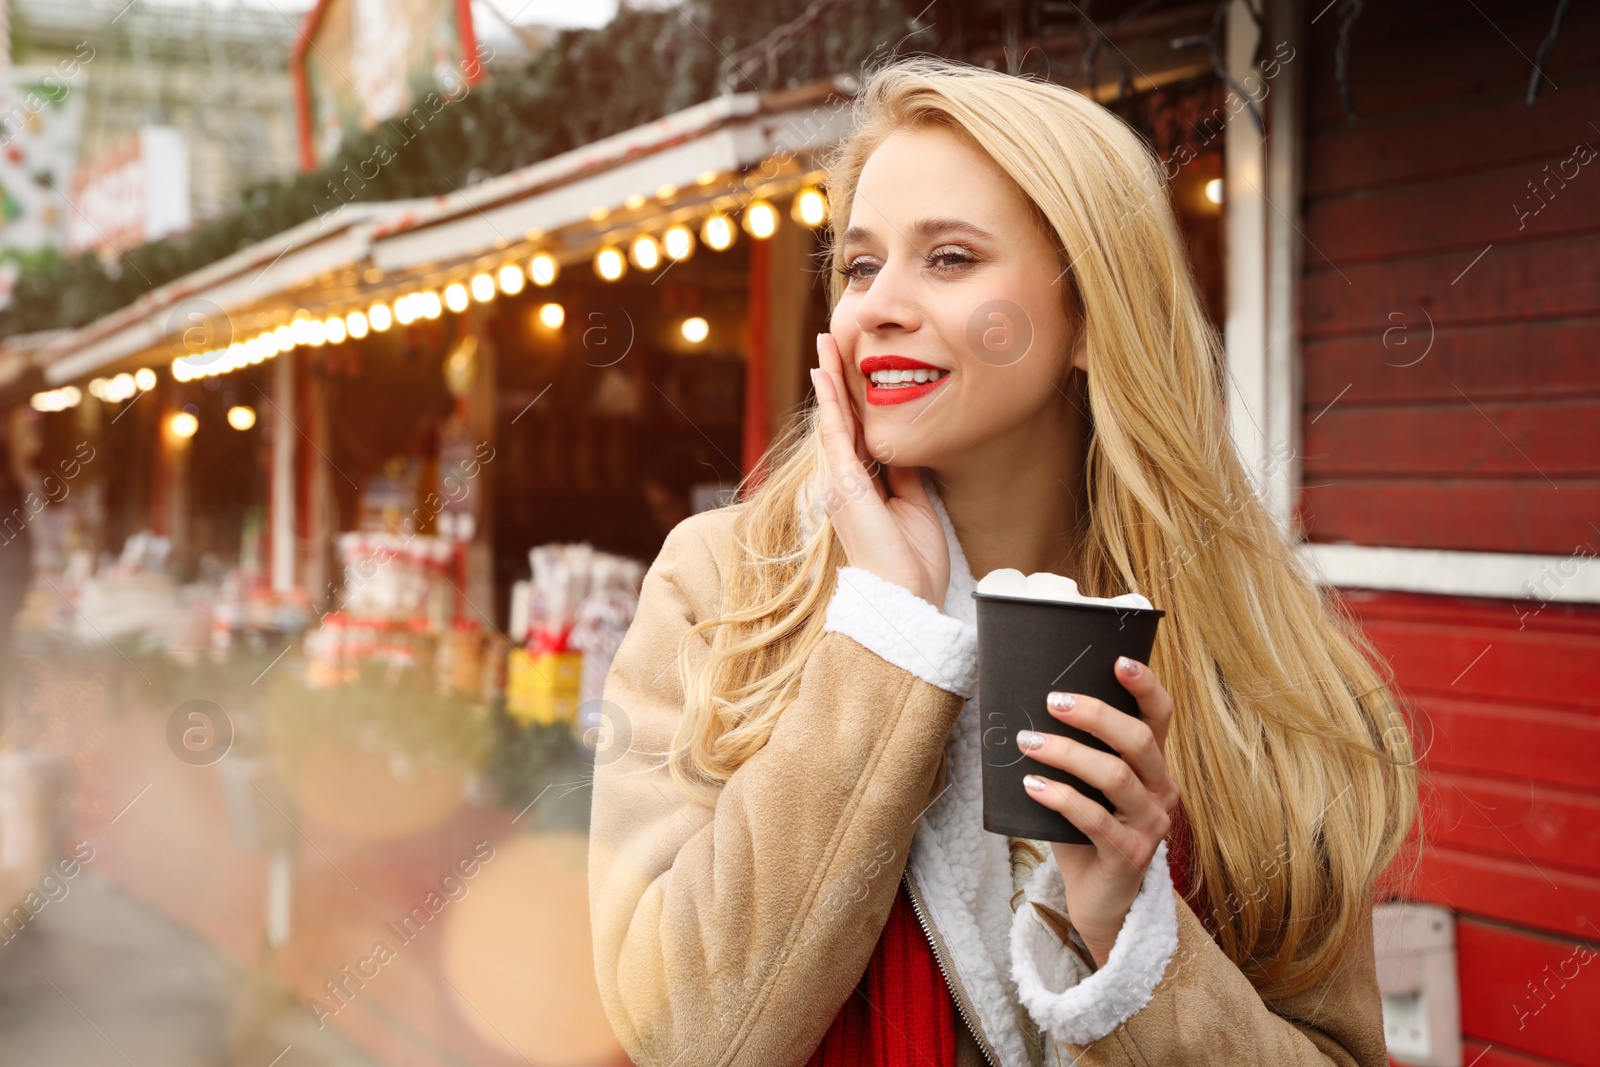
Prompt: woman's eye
<box><xmin>929</xmin><ymin>247</ymin><xmax>975</xmax><ymax>270</ymax></box>
<box><xmin>840</xmin><ymin>259</ymin><xmax>878</xmax><ymax>282</ymax></box>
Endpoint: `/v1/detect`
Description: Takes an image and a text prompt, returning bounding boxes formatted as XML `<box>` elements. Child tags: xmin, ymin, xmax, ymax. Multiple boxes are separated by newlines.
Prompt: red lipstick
<box><xmin>858</xmin><ymin>355</ymin><xmax>951</xmax><ymax>407</ymax></box>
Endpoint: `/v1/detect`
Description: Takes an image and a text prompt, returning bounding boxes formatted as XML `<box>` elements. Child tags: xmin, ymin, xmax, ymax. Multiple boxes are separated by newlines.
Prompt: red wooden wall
<box><xmin>1298</xmin><ymin>3</ymin><xmax>1600</xmax><ymax>1064</ymax></box>
<box><xmin>1298</xmin><ymin>0</ymin><xmax>1600</xmax><ymax>554</ymax></box>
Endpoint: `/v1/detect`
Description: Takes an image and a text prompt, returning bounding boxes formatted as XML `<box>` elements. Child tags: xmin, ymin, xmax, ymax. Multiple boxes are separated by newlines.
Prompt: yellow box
<box><xmin>505</xmin><ymin>649</ymin><xmax>583</xmax><ymax>727</ymax></box>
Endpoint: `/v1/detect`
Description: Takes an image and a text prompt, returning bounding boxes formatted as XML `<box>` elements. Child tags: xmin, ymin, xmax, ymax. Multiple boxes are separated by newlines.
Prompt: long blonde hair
<box><xmin>661</xmin><ymin>57</ymin><xmax>1417</xmax><ymax>1000</ymax></box>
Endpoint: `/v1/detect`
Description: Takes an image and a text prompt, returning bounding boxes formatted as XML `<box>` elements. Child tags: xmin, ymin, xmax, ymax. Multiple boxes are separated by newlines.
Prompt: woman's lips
<box><xmin>859</xmin><ymin>355</ymin><xmax>951</xmax><ymax>407</ymax></box>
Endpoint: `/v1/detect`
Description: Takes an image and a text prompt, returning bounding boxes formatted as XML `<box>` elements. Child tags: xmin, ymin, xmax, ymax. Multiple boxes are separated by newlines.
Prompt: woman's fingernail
<box><xmin>1118</xmin><ymin>657</ymin><xmax>1140</xmax><ymax>677</ymax></box>
<box><xmin>1017</xmin><ymin>730</ymin><xmax>1044</xmax><ymax>751</ymax></box>
<box><xmin>1046</xmin><ymin>692</ymin><xmax>1076</xmax><ymax>713</ymax></box>
<box><xmin>1024</xmin><ymin>774</ymin><xmax>1048</xmax><ymax>794</ymax></box>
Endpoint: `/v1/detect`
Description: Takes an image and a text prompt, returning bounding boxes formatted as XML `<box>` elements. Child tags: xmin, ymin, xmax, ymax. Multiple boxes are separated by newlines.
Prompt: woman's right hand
<box><xmin>811</xmin><ymin>332</ymin><xmax>952</xmax><ymax>611</ymax></box>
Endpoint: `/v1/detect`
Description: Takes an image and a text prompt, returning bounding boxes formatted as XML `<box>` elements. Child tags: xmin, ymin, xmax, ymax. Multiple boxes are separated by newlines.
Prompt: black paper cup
<box><xmin>972</xmin><ymin>590</ymin><xmax>1166</xmax><ymax>845</ymax></box>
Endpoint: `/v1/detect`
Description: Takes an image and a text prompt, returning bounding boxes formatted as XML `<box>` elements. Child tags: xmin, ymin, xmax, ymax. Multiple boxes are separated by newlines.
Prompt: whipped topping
<box><xmin>974</xmin><ymin>568</ymin><xmax>1153</xmax><ymax>610</ymax></box>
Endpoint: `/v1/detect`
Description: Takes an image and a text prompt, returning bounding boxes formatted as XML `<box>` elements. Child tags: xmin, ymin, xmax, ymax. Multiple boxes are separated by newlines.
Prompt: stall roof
<box><xmin>368</xmin><ymin>78</ymin><xmax>857</xmax><ymax>273</ymax></box>
<box><xmin>32</xmin><ymin>78</ymin><xmax>857</xmax><ymax>390</ymax></box>
<box><xmin>38</xmin><ymin>203</ymin><xmax>422</xmax><ymax>386</ymax></box>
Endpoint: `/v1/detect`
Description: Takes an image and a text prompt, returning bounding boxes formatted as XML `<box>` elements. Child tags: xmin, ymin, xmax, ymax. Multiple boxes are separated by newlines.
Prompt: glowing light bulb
<box><xmin>470</xmin><ymin>272</ymin><xmax>496</xmax><ymax>302</ymax></box>
<box><xmin>394</xmin><ymin>294</ymin><xmax>418</xmax><ymax>325</ymax></box>
<box><xmin>793</xmin><ymin>186</ymin><xmax>827</xmax><ymax>227</ymax></box>
<box><xmin>663</xmin><ymin>224</ymin><xmax>695</xmax><ymax>262</ymax></box>
<box><xmin>324</xmin><ymin>315</ymin><xmax>347</xmax><ymax>344</ymax></box>
<box><xmin>445</xmin><ymin>283</ymin><xmax>470</xmax><ymax>313</ymax></box>
<box><xmin>701</xmin><ymin>214</ymin><xmax>735</xmax><ymax>251</ymax></box>
<box><xmin>742</xmin><ymin>199</ymin><xmax>778</xmax><ymax>239</ymax></box>
<box><xmin>629</xmin><ymin>234</ymin><xmax>662</xmax><ymax>271</ymax></box>
<box><xmin>1205</xmin><ymin>179</ymin><xmax>1224</xmax><ymax>205</ymax></box>
<box><xmin>594</xmin><ymin>246</ymin><xmax>625</xmax><ymax>281</ymax></box>
<box><xmin>227</xmin><ymin>405</ymin><xmax>256</xmax><ymax>431</ymax></box>
<box><xmin>346</xmin><ymin>310</ymin><xmax>369</xmax><ymax>339</ymax></box>
<box><xmin>498</xmin><ymin>264</ymin><xmax>525</xmax><ymax>295</ymax></box>
<box><xmin>134</xmin><ymin>367</ymin><xmax>157</xmax><ymax>391</ymax></box>
<box><xmin>368</xmin><ymin>302</ymin><xmax>393</xmax><ymax>331</ymax></box>
<box><xmin>537</xmin><ymin>302</ymin><xmax>565</xmax><ymax>330</ymax></box>
<box><xmin>529</xmin><ymin>253</ymin><xmax>558</xmax><ymax>287</ymax></box>
<box><xmin>169</xmin><ymin>411</ymin><xmax>199</xmax><ymax>438</ymax></box>
<box><xmin>420</xmin><ymin>290</ymin><xmax>443</xmax><ymax>319</ymax></box>
<box><xmin>681</xmin><ymin>316</ymin><xmax>709</xmax><ymax>344</ymax></box>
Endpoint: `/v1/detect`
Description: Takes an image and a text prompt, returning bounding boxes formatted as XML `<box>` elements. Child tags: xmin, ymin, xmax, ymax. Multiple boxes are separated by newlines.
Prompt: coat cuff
<box><xmin>1010</xmin><ymin>841</ymin><xmax>1179</xmax><ymax>1047</ymax></box>
<box><xmin>822</xmin><ymin>566</ymin><xmax>979</xmax><ymax>698</ymax></box>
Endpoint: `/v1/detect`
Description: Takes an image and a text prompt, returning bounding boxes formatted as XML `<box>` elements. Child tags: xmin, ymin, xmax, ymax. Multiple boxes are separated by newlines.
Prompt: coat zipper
<box><xmin>902</xmin><ymin>863</ymin><xmax>1000</xmax><ymax>1067</ymax></box>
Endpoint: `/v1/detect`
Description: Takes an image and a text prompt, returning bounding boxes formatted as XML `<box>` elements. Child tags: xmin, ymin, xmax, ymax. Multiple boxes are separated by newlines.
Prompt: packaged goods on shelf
<box><xmin>505</xmin><ymin>543</ymin><xmax>644</xmax><ymax>728</ymax></box>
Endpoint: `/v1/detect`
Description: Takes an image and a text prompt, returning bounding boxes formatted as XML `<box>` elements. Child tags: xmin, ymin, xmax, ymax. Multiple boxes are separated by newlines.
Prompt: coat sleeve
<box><xmin>1008</xmin><ymin>844</ymin><xmax>1389</xmax><ymax>1065</ymax></box>
<box><xmin>588</xmin><ymin>512</ymin><xmax>978</xmax><ymax>1067</ymax></box>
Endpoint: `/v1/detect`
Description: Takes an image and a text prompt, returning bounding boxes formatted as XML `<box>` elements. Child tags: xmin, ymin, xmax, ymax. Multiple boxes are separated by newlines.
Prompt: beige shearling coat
<box><xmin>588</xmin><ymin>477</ymin><xmax>1390</xmax><ymax>1067</ymax></box>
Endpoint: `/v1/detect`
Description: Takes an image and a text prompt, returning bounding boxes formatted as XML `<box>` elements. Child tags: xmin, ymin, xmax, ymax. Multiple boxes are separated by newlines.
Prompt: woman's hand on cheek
<box><xmin>1016</xmin><ymin>656</ymin><xmax>1179</xmax><ymax>967</ymax></box>
<box><xmin>811</xmin><ymin>332</ymin><xmax>950</xmax><ymax>610</ymax></box>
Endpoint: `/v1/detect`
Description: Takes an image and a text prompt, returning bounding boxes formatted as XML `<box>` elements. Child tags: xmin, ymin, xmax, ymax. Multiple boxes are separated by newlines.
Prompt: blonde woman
<box><xmin>589</xmin><ymin>57</ymin><xmax>1417</xmax><ymax>1067</ymax></box>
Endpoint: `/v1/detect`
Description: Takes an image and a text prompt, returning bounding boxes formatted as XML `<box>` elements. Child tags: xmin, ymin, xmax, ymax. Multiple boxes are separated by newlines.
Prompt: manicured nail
<box><xmin>1046</xmin><ymin>692</ymin><xmax>1076</xmax><ymax>713</ymax></box>
<box><xmin>1017</xmin><ymin>730</ymin><xmax>1044</xmax><ymax>751</ymax></box>
<box><xmin>1118</xmin><ymin>657</ymin><xmax>1140</xmax><ymax>677</ymax></box>
<box><xmin>1024</xmin><ymin>774</ymin><xmax>1048</xmax><ymax>794</ymax></box>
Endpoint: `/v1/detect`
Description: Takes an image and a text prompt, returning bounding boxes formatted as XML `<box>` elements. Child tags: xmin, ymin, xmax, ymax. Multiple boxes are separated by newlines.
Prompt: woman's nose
<box><xmin>849</xmin><ymin>258</ymin><xmax>922</xmax><ymax>335</ymax></box>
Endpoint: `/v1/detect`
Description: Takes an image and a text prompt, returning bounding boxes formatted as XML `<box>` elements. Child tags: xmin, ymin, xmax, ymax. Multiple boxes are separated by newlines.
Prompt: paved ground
<box><xmin>0</xmin><ymin>867</ymin><xmax>383</xmax><ymax>1067</ymax></box>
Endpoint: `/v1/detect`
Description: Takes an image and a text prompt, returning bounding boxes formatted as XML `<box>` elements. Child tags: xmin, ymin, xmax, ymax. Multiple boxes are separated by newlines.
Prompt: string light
<box><xmin>742</xmin><ymin>199</ymin><xmax>779</xmax><ymax>239</ymax></box>
<box><xmin>445</xmin><ymin>282</ymin><xmax>470</xmax><ymax>313</ymax></box>
<box><xmin>701</xmin><ymin>213</ymin><xmax>735</xmax><ymax>251</ymax></box>
<box><xmin>134</xmin><ymin>367</ymin><xmax>157</xmax><ymax>390</ymax></box>
<box><xmin>324</xmin><ymin>315</ymin><xmax>347</xmax><ymax>344</ymax></box>
<box><xmin>419</xmin><ymin>290</ymin><xmax>443</xmax><ymax>319</ymax></box>
<box><xmin>793</xmin><ymin>186</ymin><xmax>827</xmax><ymax>227</ymax></box>
<box><xmin>498</xmin><ymin>264</ymin><xmax>525</xmax><ymax>295</ymax></box>
<box><xmin>529</xmin><ymin>253</ymin><xmax>558</xmax><ymax>286</ymax></box>
<box><xmin>169</xmin><ymin>411</ymin><xmax>199</xmax><ymax>438</ymax></box>
<box><xmin>663</xmin><ymin>224</ymin><xmax>695</xmax><ymax>262</ymax></box>
<box><xmin>31</xmin><ymin>385</ymin><xmax>81</xmax><ymax>411</ymax></box>
<box><xmin>274</xmin><ymin>325</ymin><xmax>294</xmax><ymax>351</ymax></box>
<box><xmin>629</xmin><ymin>234</ymin><xmax>661</xmax><ymax>271</ymax></box>
<box><xmin>470</xmin><ymin>272</ymin><xmax>496</xmax><ymax>302</ymax></box>
<box><xmin>227</xmin><ymin>405</ymin><xmax>257</xmax><ymax>430</ymax></box>
<box><xmin>681</xmin><ymin>316</ymin><xmax>709</xmax><ymax>344</ymax></box>
<box><xmin>346</xmin><ymin>310</ymin><xmax>369</xmax><ymax>338</ymax></box>
<box><xmin>368</xmin><ymin>302</ymin><xmax>393</xmax><ymax>331</ymax></box>
<box><xmin>594</xmin><ymin>246</ymin><xmax>626</xmax><ymax>281</ymax></box>
<box><xmin>537</xmin><ymin>302</ymin><xmax>564</xmax><ymax>329</ymax></box>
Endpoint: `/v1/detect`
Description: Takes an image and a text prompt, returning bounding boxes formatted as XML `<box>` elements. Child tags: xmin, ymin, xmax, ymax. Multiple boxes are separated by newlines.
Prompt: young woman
<box><xmin>589</xmin><ymin>57</ymin><xmax>1417</xmax><ymax>1066</ymax></box>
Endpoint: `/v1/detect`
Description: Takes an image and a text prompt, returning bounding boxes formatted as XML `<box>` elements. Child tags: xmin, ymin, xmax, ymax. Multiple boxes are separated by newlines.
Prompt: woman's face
<box><xmin>828</xmin><ymin>124</ymin><xmax>1084</xmax><ymax>472</ymax></box>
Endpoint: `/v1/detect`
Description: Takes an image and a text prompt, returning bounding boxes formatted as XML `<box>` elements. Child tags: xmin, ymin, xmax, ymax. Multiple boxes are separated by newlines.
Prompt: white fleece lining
<box><xmin>822</xmin><ymin>565</ymin><xmax>979</xmax><ymax>698</ymax></box>
<box><xmin>1010</xmin><ymin>841</ymin><xmax>1179</xmax><ymax>1048</ymax></box>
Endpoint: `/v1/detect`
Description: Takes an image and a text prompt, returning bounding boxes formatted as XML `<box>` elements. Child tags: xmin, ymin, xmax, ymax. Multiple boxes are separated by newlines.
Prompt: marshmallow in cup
<box><xmin>974</xmin><ymin>568</ymin><xmax>1153</xmax><ymax>611</ymax></box>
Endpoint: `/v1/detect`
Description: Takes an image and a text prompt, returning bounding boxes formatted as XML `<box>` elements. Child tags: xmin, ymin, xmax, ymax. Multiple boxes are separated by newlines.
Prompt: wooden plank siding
<box><xmin>1296</xmin><ymin>0</ymin><xmax>1600</xmax><ymax>558</ymax></box>
<box><xmin>1293</xmin><ymin>10</ymin><xmax>1600</xmax><ymax>1061</ymax></box>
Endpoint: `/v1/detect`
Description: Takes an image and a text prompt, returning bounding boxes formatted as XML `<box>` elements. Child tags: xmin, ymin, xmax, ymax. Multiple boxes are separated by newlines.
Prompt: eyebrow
<box><xmin>839</xmin><ymin>217</ymin><xmax>998</xmax><ymax>248</ymax></box>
